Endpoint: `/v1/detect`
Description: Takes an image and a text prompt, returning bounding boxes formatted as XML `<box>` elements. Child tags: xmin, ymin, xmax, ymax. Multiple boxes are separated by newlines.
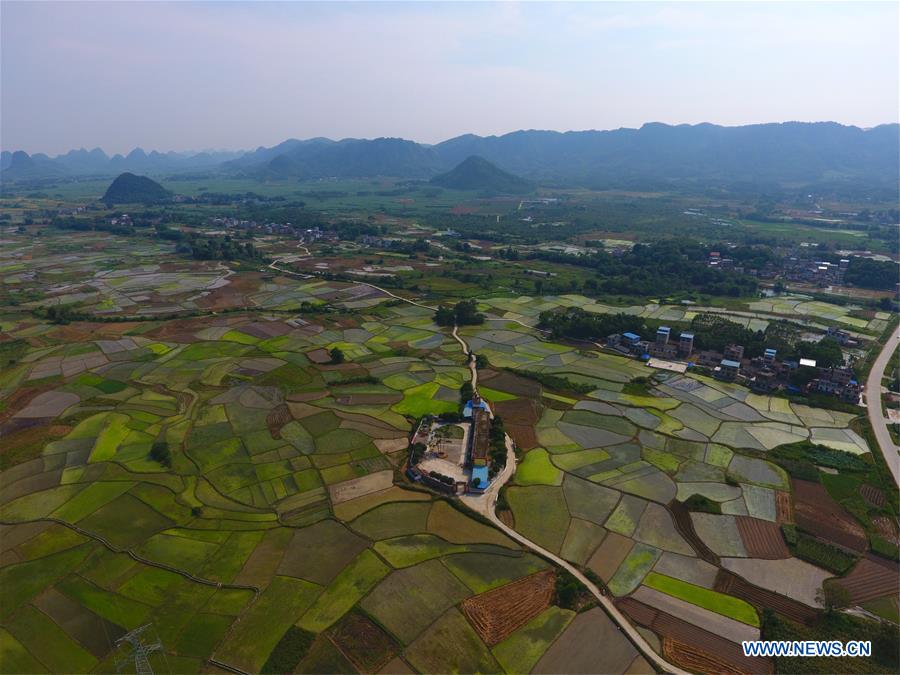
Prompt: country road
<box><xmin>865</xmin><ymin>324</ymin><xmax>900</xmax><ymax>487</ymax></box>
<box><xmin>454</xmin><ymin>321</ymin><xmax>685</xmax><ymax>675</ymax></box>
<box><xmin>461</xmin><ymin>443</ymin><xmax>688</xmax><ymax>675</ymax></box>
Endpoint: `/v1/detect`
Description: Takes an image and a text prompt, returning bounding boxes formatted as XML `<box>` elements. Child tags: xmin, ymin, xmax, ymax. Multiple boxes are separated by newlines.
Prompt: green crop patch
<box><xmin>360</xmin><ymin>559</ymin><xmax>472</xmax><ymax>645</ymax></box>
<box><xmin>297</xmin><ymin>549</ymin><xmax>390</xmax><ymax>632</ymax></box>
<box><xmin>213</xmin><ymin>576</ymin><xmax>322</xmax><ymax>673</ymax></box>
<box><xmin>516</xmin><ymin>448</ymin><xmax>563</xmax><ymax>486</ymax></box>
<box><xmin>644</xmin><ymin>571</ymin><xmax>760</xmax><ymax>626</ymax></box>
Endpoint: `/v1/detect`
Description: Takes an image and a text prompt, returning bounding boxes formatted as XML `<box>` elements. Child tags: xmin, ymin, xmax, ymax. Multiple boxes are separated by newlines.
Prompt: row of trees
<box><xmin>529</xmin><ymin>239</ymin><xmax>760</xmax><ymax>297</ymax></box>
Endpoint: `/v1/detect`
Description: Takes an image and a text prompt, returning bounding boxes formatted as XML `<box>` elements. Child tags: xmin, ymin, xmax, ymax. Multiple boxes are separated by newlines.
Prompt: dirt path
<box><xmin>452</xmin><ymin>324</ymin><xmax>478</xmax><ymax>391</ymax></box>
<box><xmin>865</xmin><ymin>324</ymin><xmax>900</xmax><ymax>487</ymax></box>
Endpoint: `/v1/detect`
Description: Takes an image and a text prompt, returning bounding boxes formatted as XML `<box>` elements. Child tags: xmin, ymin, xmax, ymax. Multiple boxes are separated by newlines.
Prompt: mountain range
<box><xmin>3</xmin><ymin>122</ymin><xmax>898</xmax><ymax>192</ymax></box>
<box><xmin>0</xmin><ymin>147</ymin><xmax>243</xmax><ymax>179</ymax></box>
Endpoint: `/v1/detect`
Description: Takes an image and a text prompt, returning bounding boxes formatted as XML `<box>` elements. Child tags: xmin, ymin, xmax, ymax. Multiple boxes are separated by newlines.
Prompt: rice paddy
<box><xmin>0</xmin><ymin>235</ymin><xmax>890</xmax><ymax>674</ymax></box>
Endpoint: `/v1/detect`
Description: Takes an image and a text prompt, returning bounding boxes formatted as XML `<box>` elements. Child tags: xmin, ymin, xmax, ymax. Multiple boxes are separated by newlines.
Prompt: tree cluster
<box><xmin>434</xmin><ymin>300</ymin><xmax>485</xmax><ymax>327</ymax></box>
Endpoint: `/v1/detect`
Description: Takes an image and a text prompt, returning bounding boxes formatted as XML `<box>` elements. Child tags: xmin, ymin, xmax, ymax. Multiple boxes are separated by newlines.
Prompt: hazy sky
<box><xmin>2</xmin><ymin>1</ymin><xmax>897</xmax><ymax>156</ymax></box>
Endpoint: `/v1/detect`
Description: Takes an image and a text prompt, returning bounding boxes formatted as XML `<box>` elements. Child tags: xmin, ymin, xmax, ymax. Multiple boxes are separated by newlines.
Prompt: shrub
<box><xmin>794</xmin><ymin>534</ymin><xmax>857</xmax><ymax>574</ymax></box>
<box><xmin>681</xmin><ymin>493</ymin><xmax>722</xmax><ymax>514</ymax></box>
<box><xmin>149</xmin><ymin>441</ymin><xmax>171</xmax><ymax>468</ymax></box>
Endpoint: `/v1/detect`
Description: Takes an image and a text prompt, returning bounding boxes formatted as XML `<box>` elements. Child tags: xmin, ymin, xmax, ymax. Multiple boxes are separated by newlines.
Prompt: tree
<box><xmin>815</xmin><ymin>582</ymin><xmax>850</xmax><ymax>614</ymax></box>
<box><xmin>329</xmin><ymin>347</ymin><xmax>345</xmax><ymax>364</ymax></box>
<box><xmin>475</xmin><ymin>354</ymin><xmax>489</xmax><ymax>369</ymax></box>
<box><xmin>149</xmin><ymin>441</ymin><xmax>172</xmax><ymax>468</ymax></box>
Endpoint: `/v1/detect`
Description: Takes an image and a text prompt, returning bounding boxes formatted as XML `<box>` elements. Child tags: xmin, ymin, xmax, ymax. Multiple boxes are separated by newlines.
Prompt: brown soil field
<box><xmin>714</xmin><ymin>570</ymin><xmax>819</xmax><ymax>625</ymax></box>
<box><xmin>775</xmin><ymin>490</ymin><xmax>794</xmax><ymax>524</ymax></box>
<box><xmin>196</xmin><ymin>272</ymin><xmax>262</xmax><ymax>310</ymax></box>
<box><xmin>586</xmin><ymin>531</ymin><xmax>634</xmax><ymax>582</ymax></box>
<box><xmin>307</xmin><ymin>348</ymin><xmax>333</xmax><ymax>364</ymax></box>
<box><xmin>835</xmin><ymin>555</ymin><xmax>899</xmax><ymax>604</ymax></box>
<box><xmin>668</xmin><ymin>500</ymin><xmax>719</xmax><ymax>565</ymax></box>
<box><xmin>48</xmin><ymin>322</ymin><xmax>142</xmax><ymax>341</ymax></box>
<box><xmin>736</xmin><ymin>516</ymin><xmax>791</xmax><ymax>559</ymax></box>
<box><xmin>481</xmin><ymin>371</ymin><xmax>542</xmax><ymax>398</ymax></box>
<box><xmin>498</xmin><ymin>510</ymin><xmax>515</xmax><ymax>528</ymax></box>
<box><xmin>617</xmin><ymin>598</ymin><xmax>773</xmax><ymax>674</ymax></box>
<box><xmin>532</xmin><ymin>607</ymin><xmax>637</xmax><ymax>675</ymax></box>
<box><xmin>505</xmin><ymin>423</ymin><xmax>538</xmax><ymax>450</ymax></box>
<box><xmin>791</xmin><ymin>479</ymin><xmax>867</xmax><ymax>552</ymax></box>
<box><xmin>461</xmin><ymin>570</ymin><xmax>555</xmax><ymax>646</ymax></box>
<box><xmin>329</xmin><ymin>611</ymin><xmax>398</xmax><ymax>673</ymax></box>
<box><xmin>662</xmin><ymin>637</ymin><xmax>746</xmax><ymax>675</ymax></box>
<box><xmin>144</xmin><ymin>316</ymin><xmax>223</xmax><ymax>340</ymax></box>
<box><xmin>233</xmin><ymin>529</ymin><xmax>291</xmax><ymax>587</ymax></box>
<box><xmin>859</xmin><ymin>484</ymin><xmax>885</xmax><ymax>508</ymax></box>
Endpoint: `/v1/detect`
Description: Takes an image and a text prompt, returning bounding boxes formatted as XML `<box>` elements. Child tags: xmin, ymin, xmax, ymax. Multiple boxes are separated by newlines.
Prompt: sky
<box><xmin>2</xmin><ymin>1</ymin><xmax>897</xmax><ymax>156</ymax></box>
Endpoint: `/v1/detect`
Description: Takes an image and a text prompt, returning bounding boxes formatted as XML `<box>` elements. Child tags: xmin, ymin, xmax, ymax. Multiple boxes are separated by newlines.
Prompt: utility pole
<box><xmin>115</xmin><ymin>624</ymin><xmax>164</xmax><ymax>675</ymax></box>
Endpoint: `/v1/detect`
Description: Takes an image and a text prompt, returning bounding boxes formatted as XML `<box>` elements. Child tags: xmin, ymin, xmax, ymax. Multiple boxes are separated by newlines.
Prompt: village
<box><xmin>606</xmin><ymin>324</ymin><xmax>863</xmax><ymax>403</ymax></box>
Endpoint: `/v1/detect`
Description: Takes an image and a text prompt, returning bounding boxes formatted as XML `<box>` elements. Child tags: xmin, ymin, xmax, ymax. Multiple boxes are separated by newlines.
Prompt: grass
<box><xmin>0</xmin><ymin>544</ymin><xmax>92</xmax><ymax>613</ymax></box>
<box><xmin>607</xmin><ymin>543</ymin><xmax>661</xmax><ymax>596</ymax></box>
<box><xmin>442</xmin><ymin>551</ymin><xmax>547</xmax><ymax>593</ymax></box>
<box><xmin>405</xmin><ymin>608</ymin><xmax>501</xmax><ymax>674</ymax></box>
<box><xmin>51</xmin><ymin>481</ymin><xmax>135</xmax><ymax>523</ymax></box>
<box><xmin>644</xmin><ymin>571</ymin><xmax>760</xmax><ymax>626</ymax></box>
<box><xmin>212</xmin><ymin>576</ymin><xmax>322</xmax><ymax>673</ymax></box>
<box><xmin>57</xmin><ymin>575</ymin><xmax>152</xmax><ymax>629</ymax></box>
<box><xmin>4</xmin><ymin>604</ymin><xmax>98</xmax><ymax>673</ymax></box>
<box><xmin>507</xmin><ymin>485</ymin><xmax>570</xmax><ymax>554</ymax></box>
<box><xmin>297</xmin><ymin>549</ymin><xmax>390</xmax><ymax>632</ymax></box>
<box><xmin>492</xmin><ymin>606</ymin><xmax>575</xmax><ymax>674</ymax></box>
<box><xmin>261</xmin><ymin>626</ymin><xmax>315</xmax><ymax>675</ymax></box>
<box><xmin>350</xmin><ymin>501</ymin><xmax>431</xmax><ymax>541</ymax></box>
<box><xmin>360</xmin><ymin>559</ymin><xmax>472</xmax><ymax>645</ymax></box>
<box><xmin>391</xmin><ymin>381</ymin><xmax>458</xmax><ymax>417</ymax></box>
<box><xmin>426</xmin><ymin>500</ymin><xmax>517</xmax><ymax>548</ymax></box>
<box><xmin>478</xmin><ymin>386</ymin><xmax>518</xmax><ymax>402</ymax></box>
<box><xmin>0</xmin><ymin>628</ymin><xmax>45</xmax><ymax>674</ymax></box>
<box><xmin>516</xmin><ymin>448</ymin><xmax>563</xmax><ymax>486</ymax></box>
<box><xmin>374</xmin><ymin>534</ymin><xmax>467</xmax><ymax>567</ymax></box>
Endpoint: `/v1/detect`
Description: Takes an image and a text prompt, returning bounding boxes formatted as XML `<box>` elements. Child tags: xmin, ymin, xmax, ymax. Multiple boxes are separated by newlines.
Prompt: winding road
<box><xmin>268</xmin><ymin>254</ymin><xmax>683</xmax><ymax>672</ymax></box>
<box><xmin>864</xmin><ymin>324</ymin><xmax>900</xmax><ymax>487</ymax></box>
<box><xmin>451</xmin><ymin>329</ymin><xmax>685</xmax><ymax>675</ymax></box>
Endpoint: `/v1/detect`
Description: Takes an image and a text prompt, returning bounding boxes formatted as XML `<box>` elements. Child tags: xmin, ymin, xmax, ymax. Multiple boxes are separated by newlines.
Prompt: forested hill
<box><xmin>430</xmin><ymin>156</ymin><xmax>533</xmax><ymax>193</ymax></box>
<box><xmin>102</xmin><ymin>173</ymin><xmax>171</xmax><ymax>204</ymax></box>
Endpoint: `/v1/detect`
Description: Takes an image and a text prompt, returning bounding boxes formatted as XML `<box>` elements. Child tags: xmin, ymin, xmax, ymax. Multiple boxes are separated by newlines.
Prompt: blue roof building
<box><xmin>623</xmin><ymin>332</ymin><xmax>640</xmax><ymax>344</ymax></box>
<box><xmin>463</xmin><ymin>396</ymin><xmax>491</xmax><ymax>419</ymax></box>
<box><xmin>470</xmin><ymin>465</ymin><xmax>489</xmax><ymax>490</ymax></box>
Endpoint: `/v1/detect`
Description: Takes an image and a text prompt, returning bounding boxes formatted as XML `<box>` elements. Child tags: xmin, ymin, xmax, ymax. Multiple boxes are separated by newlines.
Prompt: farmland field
<box><xmin>0</xmin><ymin>218</ymin><xmax>896</xmax><ymax>675</ymax></box>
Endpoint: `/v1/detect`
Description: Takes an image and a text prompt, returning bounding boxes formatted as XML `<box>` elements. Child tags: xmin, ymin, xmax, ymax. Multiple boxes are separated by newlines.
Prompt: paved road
<box><xmin>865</xmin><ymin>324</ymin><xmax>900</xmax><ymax>487</ymax></box>
<box><xmin>461</xmin><ymin>442</ymin><xmax>688</xmax><ymax>675</ymax></box>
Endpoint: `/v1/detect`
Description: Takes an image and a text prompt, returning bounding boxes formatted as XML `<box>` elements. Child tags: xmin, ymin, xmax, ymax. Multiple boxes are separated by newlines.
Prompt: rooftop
<box><xmin>720</xmin><ymin>359</ymin><xmax>741</xmax><ymax>368</ymax></box>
